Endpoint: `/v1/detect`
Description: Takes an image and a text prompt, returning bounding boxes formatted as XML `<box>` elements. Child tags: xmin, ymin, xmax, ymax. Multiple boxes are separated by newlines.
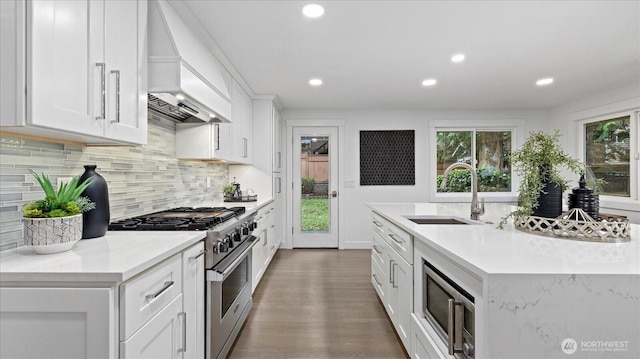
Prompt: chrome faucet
<box><xmin>439</xmin><ymin>162</ymin><xmax>485</xmax><ymax>221</ymax></box>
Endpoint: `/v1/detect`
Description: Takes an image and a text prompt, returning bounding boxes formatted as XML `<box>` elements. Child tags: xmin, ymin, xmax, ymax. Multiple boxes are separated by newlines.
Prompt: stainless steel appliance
<box><xmin>109</xmin><ymin>207</ymin><xmax>259</xmax><ymax>359</ymax></box>
<box><xmin>423</xmin><ymin>260</ymin><xmax>475</xmax><ymax>359</ymax></box>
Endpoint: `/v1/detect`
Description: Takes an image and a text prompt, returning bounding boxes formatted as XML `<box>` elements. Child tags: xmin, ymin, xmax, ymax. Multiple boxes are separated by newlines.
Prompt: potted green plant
<box><xmin>499</xmin><ymin>130</ymin><xmax>583</xmax><ymax>228</ymax></box>
<box><xmin>222</xmin><ymin>183</ymin><xmax>237</xmax><ymax>200</ymax></box>
<box><xmin>22</xmin><ymin>170</ymin><xmax>95</xmax><ymax>254</ymax></box>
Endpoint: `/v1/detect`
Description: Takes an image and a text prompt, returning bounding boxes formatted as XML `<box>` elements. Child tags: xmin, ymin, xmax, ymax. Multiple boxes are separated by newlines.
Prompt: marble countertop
<box><xmin>367</xmin><ymin>202</ymin><xmax>639</xmax><ymax>276</ymax></box>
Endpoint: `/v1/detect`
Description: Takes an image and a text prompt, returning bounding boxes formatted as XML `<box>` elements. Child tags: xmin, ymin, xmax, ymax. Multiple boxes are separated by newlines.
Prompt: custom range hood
<box><xmin>148</xmin><ymin>0</ymin><xmax>232</xmax><ymax>123</ymax></box>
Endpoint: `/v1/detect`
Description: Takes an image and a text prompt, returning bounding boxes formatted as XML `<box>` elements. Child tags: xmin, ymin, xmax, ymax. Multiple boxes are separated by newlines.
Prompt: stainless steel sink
<box><xmin>403</xmin><ymin>215</ymin><xmax>481</xmax><ymax>225</ymax></box>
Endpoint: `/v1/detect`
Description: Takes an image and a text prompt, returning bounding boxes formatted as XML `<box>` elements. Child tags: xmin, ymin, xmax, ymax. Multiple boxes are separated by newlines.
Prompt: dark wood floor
<box><xmin>228</xmin><ymin>249</ymin><xmax>409</xmax><ymax>359</ymax></box>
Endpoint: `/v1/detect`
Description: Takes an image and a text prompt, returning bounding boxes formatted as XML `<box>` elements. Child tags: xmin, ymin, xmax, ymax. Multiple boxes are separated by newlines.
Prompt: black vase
<box><xmin>532</xmin><ymin>180</ymin><xmax>563</xmax><ymax>218</ymax></box>
<box><xmin>79</xmin><ymin>165</ymin><xmax>110</xmax><ymax>239</ymax></box>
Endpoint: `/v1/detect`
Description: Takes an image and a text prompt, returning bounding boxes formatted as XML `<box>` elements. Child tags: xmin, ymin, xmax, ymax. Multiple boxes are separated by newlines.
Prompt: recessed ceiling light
<box><xmin>451</xmin><ymin>54</ymin><xmax>465</xmax><ymax>63</ymax></box>
<box><xmin>302</xmin><ymin>3</ymin><xmax>324</xmax><ymax>18</ymax></box>
<box><xmin>176</xmin><ymin>94</ymin><xmax>185</xmax><ymax>101</ymax></box>
<box><xmin>421</xmin><ymin>79</ymin><xmax>437</xmax><ymax>87</ymax></box>
<box><xmin>536</xmin><ymin>78</ymin><xmax>554</xmax><ymax>86</ymax></box>
<box><xmin>309</xmin><ymin>78</ymin><xmax>323</xmax><ymax>86</ymax></box>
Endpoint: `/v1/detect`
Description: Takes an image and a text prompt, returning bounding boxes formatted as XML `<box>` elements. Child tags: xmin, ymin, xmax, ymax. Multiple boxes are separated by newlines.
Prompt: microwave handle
<box><xmin>447</xmin><ymin>299</ymin><xmax>465</xmax><ymax>356</ymax></box>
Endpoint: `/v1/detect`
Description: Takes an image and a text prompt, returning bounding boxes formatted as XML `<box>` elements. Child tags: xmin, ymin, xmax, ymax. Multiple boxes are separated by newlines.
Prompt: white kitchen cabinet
<box><xmin>251</xmin><ymin>203</ymin><xmax>279</xmax><ymax>293</ymax></box>
<box><xmin>182</xmin><ymin>242</ymin><xmax>205</xmax><ymax>359</ymax></box>
<box><xmin>0</xmin><ymin>287</ymin><xmax>116</xmax><ymax>359</ymax></box>
<box><xmin>230</xmin><ymin>80</ymin><xmax>253</xmax><ymax>164</ymax></box>
<box><xmin>410</xmin><ymin>314</ymin><xmax>447</xmax><ymax>359</ymax></box>
<box><xmin>175</xmin><ymin>122</ymin><xmax>233</xmax><ymax>161</ymax></box>
<box><xmin>121</xmin><ymin>294</ymin><xmax>185</xmax><ymax>359</ymax></box>
<box><xmin>272</xmin><ymin>108</ymin><xmax>282</xmax><ymax>172</ymax></box>
<box><xmin>0</xmin><ymin>0</ymin><xmax>147</xmax><ymax>145</ymax></box>
<box><xmin>371</xmin><ymin>212</ymin><xmax>412</xmax><ymax>353</ymax></box>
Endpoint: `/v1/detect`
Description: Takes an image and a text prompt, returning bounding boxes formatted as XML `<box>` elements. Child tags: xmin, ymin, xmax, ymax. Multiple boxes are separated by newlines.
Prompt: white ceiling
<box><xmin>179</xmin><ymin>0</ymin><xmax>639</xmax><ymax>111</ymax></box>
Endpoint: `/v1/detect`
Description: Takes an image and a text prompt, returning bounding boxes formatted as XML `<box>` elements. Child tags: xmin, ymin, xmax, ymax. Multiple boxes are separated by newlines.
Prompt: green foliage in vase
<box><xmin>23</xmin><ymin>170</ymin><xmax>95</xmax><ymax>218</ymax></box>
<box><xmin>223</xmin><ymin>183</ymin><xmax>236</xmax><ymax>196</ymax></box>
<box><xmin>498</xmin><ymin>131</ymin><xmax>584</xmax><ymax>228</ymax></box>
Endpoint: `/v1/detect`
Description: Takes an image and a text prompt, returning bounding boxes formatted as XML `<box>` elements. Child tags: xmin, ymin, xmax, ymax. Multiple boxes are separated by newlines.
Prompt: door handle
<box><xmin>331</xmin><ymin>190</ymin><xmax>337</xmax><ymax>198</ymax></box>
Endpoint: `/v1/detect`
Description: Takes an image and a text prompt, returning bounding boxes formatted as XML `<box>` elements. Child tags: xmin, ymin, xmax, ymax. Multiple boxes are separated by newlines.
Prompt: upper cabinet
<box><xmin>230</xmin><ymin>80</ymin><xmax>253</xmax><ymax>164</ymax></box>
<box><xmin>0</xmin><ymin>0</ymin><xmax>148</xmax><ymax>145</ymax></box>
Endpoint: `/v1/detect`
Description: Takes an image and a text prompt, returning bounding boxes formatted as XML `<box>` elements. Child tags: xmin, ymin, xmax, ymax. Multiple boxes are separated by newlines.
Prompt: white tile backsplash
<box><xmin>0</xmin><ymin>116</ymin><xmax>228</xmax><ymax>249</ymax></box>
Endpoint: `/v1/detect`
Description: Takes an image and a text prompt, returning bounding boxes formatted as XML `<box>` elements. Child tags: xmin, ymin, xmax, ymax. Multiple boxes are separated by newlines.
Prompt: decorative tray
<box><xmin>223</xmin><ymin>194</ymin><xmax>257</xmax><ymax>202</ymax></box>
<box><xmin>513</xmin><ymin>208</ymin><xmax>631</xmax><ymax>243</ymax></box>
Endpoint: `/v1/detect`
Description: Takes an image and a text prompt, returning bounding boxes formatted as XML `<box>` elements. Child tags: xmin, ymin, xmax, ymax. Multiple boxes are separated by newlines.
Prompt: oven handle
<box><xmin>206</xmin><ymin>236</ymin><xmax>258</xmax><ymax>282</ymax></box>
<box><xmin>447</xmin><ymin>299</ymin><xmax>464</xmax><ymax>356</ymax></box>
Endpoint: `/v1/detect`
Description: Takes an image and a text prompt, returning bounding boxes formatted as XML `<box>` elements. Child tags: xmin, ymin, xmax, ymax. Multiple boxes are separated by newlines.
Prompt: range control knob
<box><xmin>241</xmin><ymin>224</ymin><xmax>250</xmax><ymax>235</ymax></box>
<box><xmin>223</xmin><ymin>235</ymin><xmax>234</xmax><ymax>248</ymax></box>
<box><xmin>462</xmin><ymin>342</ymin><xmax>474</xmax><ymax>358</ymax></box>
<box><xmin>231</xmin><ymin>231</ymin><xmax>241</xmax><ymax>242</ymax></box>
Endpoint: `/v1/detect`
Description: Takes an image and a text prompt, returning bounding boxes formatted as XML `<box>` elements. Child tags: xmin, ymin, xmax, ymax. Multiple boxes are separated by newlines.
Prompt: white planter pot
<box><xmin>23</xmin><ymin>214</ymin><xmax>83</xmax><ymax>254</ymax></box>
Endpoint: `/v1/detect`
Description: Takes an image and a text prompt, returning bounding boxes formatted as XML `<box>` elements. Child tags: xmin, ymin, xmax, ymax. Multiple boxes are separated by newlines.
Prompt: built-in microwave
<box><xmin>423</xmin><ymin>259</ymin><xmax>475</xmax><ymax>359</ymax></box>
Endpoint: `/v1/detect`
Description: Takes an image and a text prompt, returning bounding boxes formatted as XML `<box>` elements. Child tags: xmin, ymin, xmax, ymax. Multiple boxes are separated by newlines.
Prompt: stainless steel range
<box><xmin>109</xmin><ymin>206</ymin><xmax>260</xmax><ymax>359</ymax></box>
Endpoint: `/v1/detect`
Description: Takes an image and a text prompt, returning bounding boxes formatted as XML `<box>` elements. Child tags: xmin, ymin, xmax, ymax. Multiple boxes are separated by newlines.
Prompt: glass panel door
<box><xmin>292</xmin><ymin>127</ymin><xmax>338</xmax><ymax>248</ymax></box>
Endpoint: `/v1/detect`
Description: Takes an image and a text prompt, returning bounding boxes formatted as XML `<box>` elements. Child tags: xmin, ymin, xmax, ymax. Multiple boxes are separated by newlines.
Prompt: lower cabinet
<box><xmin>371</xmin><ymin>212</ymin><xmax>412</xmax><ymax>354</ymax></box>
<box><xmin>0</xmin><ymin>287</ymin><xmax>116</xmax><ymax>358</ymax></box>
<box><xmin>251</xmin><ymin>203</ymin><xmax>278</xmax><ymax>293</ymax></box>
<box><xmin>120</xmin><ymin>294</ymin><xmax>185</xmax><ymax>359</ymax></box>
<box><xmin>0</xmin><ymin>241</ymin><xmax>205</xmax><ymax>359</ymax></box>
<box><xmin>410</xmin><ymin>314</ymin><xmax>447</xmax><ymax>359</ymax></box>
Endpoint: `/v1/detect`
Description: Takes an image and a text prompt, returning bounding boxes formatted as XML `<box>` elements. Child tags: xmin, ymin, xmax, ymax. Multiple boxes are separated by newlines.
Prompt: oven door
<box><xmin>206</xmin><ymin>236</ymin><xmax>258</xmax><ymax>359</ymax></box>
<box><xmin>423</xmin><ymin>261</ymin><xmax>475</xmax><ymax>359</ymax></box>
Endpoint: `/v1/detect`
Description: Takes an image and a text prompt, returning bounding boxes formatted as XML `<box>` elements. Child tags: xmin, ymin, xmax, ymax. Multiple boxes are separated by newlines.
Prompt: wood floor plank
<box><xmin>227</xmin><ymin>249</ymin><xmax>409</xmax><ymax>359</ymax></box>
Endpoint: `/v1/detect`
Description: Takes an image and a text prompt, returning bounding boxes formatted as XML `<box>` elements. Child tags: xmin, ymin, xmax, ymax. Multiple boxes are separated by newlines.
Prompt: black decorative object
<box><xmin>79</xmin><ymin>165</ymin><xmax>110</xmax><ymax>239</ymax></box>
<box><xmin>532</xmin><ymin>180</ymin><xmax>563</xmax><ymax>218</ymax></box>
<box><xmin>360</xmin><ymin>130</ymin><xmax>415</xmax><ymax>185</ymax></box>
<box><xmin>568</xmin><ymin>175</ymin><xmax>599</xmax><ymax>220</ymax></box>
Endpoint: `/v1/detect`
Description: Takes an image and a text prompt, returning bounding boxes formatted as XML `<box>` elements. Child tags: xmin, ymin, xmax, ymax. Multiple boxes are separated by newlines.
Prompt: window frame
<box><xmin>429</xmin><ymin>119</ymin><xmax>525</xmax><ymax>203</ymax></box>
<box><xmin>577</xmin><ymin>110</ymin><xmax>639</xmax><ymax>210</ymax></box>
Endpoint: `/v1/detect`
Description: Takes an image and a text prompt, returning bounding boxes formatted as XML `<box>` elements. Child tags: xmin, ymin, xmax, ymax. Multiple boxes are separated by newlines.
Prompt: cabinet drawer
<box><xmin>371</xmin><ymin>212</ymin><xmax>385</xmax><ymax>237</ymax></box>
<box><xmin>120</xmin><ymin>254</ymin><xmax>182</xmax><ymax>340</ymax></box>
<box><xmin>384</xmin><ymin>220</ymin><xmax>413</xmax><ymax>264</ymax></box>
<box><xmin>371</xmin><ymin>255</ymin><xmax>386</xmax><ymax>300</ymax></box>
<box><xmin>371</xmin><ymin>232</ymin><xmax>385</xmax><ymax>268</ymax></box>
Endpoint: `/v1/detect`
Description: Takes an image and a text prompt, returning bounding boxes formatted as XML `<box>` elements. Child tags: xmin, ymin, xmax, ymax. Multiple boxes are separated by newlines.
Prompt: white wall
<box><xmin>549</xmin><ymin>83</ymin><xmax>640</xmax><ymax>223</ymax></box>
<box><xmin>283</xmin><ymin>109</ymin><xmax>550</xmax><ymax>249</ymax></box>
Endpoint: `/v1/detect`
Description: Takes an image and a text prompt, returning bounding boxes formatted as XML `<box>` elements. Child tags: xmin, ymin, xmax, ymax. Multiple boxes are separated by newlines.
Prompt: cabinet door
<box><xmin>251</xmin><ymin>227</ymin><xmax>267</xmax><ymax>293</ymax></box>
<box><xmin>0</xmin><ymin>287</ymin><xmax>115</xmax><ymax>359</ymax></box>
<box><xmin>121</xmin><ymin>294</ymin><xmax>184</xmax><ymax>359</ymax></box>
<box><xmin>29</xmin><ymin>0</ymin><xmax>104</xmax><ymax>137</ymax></box>
<box><xmin>395</xmin><ymin>257</ymin><xmax>412</xmax><ymax>351</ymax></box>
<box><xmin>182</xmin><ymin>242</ymin><xmax>205</xmax><ymax>359</ymax></box>
<box><xmin>272</xmin><ymin>107</ymin><xmax>282</xmax><ymax>172</ymax></box>
<box><xmin>241</xmin><ymin>89</ymin><xmax>253</xmax><ymax>164</ymax></box>
<box><xmin>103</xmin><ymin>0</ymin><xmax>147</xmax><ymax>144</ymax></box>
<box><xmin>384</xmin><ymin>250</ymin><xmax>398</xmax><ymax>320</ymax></box>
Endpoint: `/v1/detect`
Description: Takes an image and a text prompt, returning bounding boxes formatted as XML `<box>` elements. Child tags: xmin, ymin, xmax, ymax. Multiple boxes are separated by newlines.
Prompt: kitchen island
<box><xmin>368</xmin><ymin>202</ymin><xmax>639</xmax><ymax>359</ymax></box>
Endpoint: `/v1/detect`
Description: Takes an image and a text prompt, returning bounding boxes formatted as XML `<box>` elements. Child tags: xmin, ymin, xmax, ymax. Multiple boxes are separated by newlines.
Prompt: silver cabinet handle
<box><xmin>388</xmin><ymin>233</ymin><xmax>404</xmax><ymax>244</ymax></box>
<box><xmin>233</xmin><ymin>303</ymin><xmax>240</xmax><ymax>314</ymax></box>
<box><xmin>372</xmin><ymin>274</ymin><xmax>382</xmax><ymax>286</ymax></box>
<box><xmin>276</xmin><ymin>177</ymin><xmax>281</xmax><ymax>193</ymax></box>
<box><xmin>263</xmin><ymin>229</ymin><xmax>268</xmax><ymax>246</ymax></box>
<box><xmin>110</xmin><ymin>70</ymin><xmax>120</xmax><ymax>123</ymax></box>
<box><xmin>372</xmin><ymin>245</ymin><xmax>382</xmax><ymax>254</ymax></box>
<box><xmin>188</xmin><ymin>250</ymin><xmax>205</xmax><ymax>262</ymax></box>
<box><xmin>243</xmin><ymin>137</ymin><xmax>248</xmax><ymax>158</ymax></box>
<box><xmin>96</xmin><ymin>63</ymin><xmax>105</xmax><ymax>120</ymax></box>
<box><xmin>277</xmin><ymin>151</ymin><xmax>281</xmax><ymax>169</ymax></box>
<box><xmin>215</xmin><ymin>124</ymin><xmax>220</xmax><ymax>150</ymax></box>
<box><xmin>389</xmin><ymin>259</ymin><xmax>394</xmax><ymax>284</ymax></box>
<box><xmin>178</xmin><ymin>312</ymin><xmax>187</xmax><ymax>353</ymax></box>
<box><xmin>372</xmin><ymin>220</ymin><xmax>383</xmax><ymax>228</ymax></box>
<box><xmin>145</xmin><ymin>280</ymin><xmax>174</xmax><ymax>301</ymax></box>
<box><xmin>392</xmin><ymin>262</ymin><xmax>398</xmax><ymax>288</ymax></box>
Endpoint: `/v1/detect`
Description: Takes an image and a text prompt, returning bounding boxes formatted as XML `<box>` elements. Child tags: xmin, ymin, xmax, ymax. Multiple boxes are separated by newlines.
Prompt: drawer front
<box><xmin>371</xmin><ymin>212</ymin><xmax>385</xmax><ymax>238</ymax></box>
<box><xmin>120</xmin><ymin>254</ymin><xmax>183</xmax><ymax>340</ymax></box>
<box><xmin>384</xmin><ymin>220</ymin><xmax>413</xmax><ymax>264</ymax></box>
<box><xmin>371</xmin><ymin>254</ymin><xmax>386</xmax><ymax>300</ymax></box>
<box><xmin>371</xmin><ymin>232</ymin><xmax>385</xmax><ymax>268</ymax></box>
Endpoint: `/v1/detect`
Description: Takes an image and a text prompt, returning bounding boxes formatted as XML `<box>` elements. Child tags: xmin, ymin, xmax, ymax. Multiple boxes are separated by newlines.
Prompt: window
<box><xmin>435</xmin><ymin>129</ymin><xmax>512</xmax><ymax>193</ymax></box>
<box><xmin>583</xmin><ymin>114</ymin><xmax>633</xmax><ymax>197</ymax></box>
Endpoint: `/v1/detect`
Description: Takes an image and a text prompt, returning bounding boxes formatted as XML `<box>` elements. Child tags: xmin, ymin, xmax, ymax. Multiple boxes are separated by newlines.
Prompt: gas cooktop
<box><xmin>108</xmin><ymin>207</ymin><xmax>246</xmax><ymax>231</ymax></box>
